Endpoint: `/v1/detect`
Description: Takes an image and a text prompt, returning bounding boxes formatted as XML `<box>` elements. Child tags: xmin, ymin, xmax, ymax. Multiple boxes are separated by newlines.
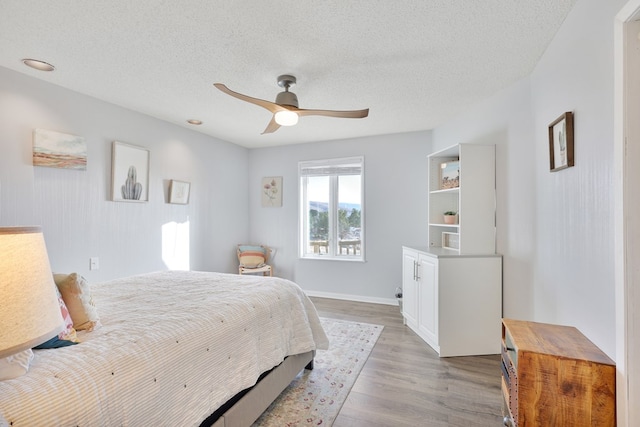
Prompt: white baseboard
<box><xmin>304</xmin><ymin>290</ymin><xmax>398</xmax><ymax>306</ymax></box>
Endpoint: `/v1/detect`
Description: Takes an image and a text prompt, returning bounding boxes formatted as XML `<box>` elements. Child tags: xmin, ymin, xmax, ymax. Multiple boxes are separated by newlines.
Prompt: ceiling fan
<box><xmin>214</xmin><ymin>75</ymin><xmax>369</xmax><ymax>134</ymax></box>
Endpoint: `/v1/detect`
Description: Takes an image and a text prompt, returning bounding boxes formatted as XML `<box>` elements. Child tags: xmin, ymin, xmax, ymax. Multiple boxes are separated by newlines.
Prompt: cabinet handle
<box><xmin>415</xmin><ymin>261</ymin><xmax>420</xmax><ymax>281</ymax></box>
<box><xmin>413</xmin><ymin>261</ymin><xmax>417</xmax><ymax>281</ymax></box>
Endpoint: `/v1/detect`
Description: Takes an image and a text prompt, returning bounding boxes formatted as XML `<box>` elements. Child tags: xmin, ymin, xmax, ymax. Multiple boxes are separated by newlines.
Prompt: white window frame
<box><xmin>299</xmin><ymin>156</ymin><xmax>365</xmax><ymax>261</ymax></box>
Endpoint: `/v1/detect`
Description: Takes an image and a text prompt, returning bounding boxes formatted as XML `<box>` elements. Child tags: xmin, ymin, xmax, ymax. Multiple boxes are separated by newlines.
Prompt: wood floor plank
<box><xmin>311</xmin><ymin>297</ymin><xmax>503</xmax><ymax>426</ymax></box>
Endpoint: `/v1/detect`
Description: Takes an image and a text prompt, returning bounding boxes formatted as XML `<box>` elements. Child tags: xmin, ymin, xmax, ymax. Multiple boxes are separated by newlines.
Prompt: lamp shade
<box><xmin>0</xmin><ymin>227</ymin><xmax>63</xmax><ymax>359</ymax></box>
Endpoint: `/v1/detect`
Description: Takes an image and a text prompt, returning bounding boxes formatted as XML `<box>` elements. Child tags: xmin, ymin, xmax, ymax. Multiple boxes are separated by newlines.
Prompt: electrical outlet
<box><xmin>89</xmin><ymin>257</ymin><xmax>99</xmax><ymax>270</ymax></box>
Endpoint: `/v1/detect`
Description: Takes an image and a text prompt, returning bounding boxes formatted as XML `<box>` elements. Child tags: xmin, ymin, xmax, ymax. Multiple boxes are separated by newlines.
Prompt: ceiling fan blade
<box><xmin>295</xmin><ymin>107</ymin><xmax>369</xmax><ymax>119</ymax></box>
<box><xmin>261</xmin><ymin>116</ymin><xmax>281</xmax><ymax>134</ymax></box>
<box><xmin>216</xmin><ymin>77</ymin><xmax>368</xmax><ymax>135</ymax></box>
<box><xmin>213</xmin><ymin>83</ymin><xmax>283</xmax><ymax>114</ymax></box>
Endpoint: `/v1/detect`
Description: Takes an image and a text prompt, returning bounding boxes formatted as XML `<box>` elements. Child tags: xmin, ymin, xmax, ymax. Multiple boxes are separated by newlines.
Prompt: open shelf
<box><xmin>430</xmin><ymin>187</ymin><xmax>459</xmax><ymax>195</ymax></box>
<box><xmin>427</xmin><ymin>143</ymin><xmax>496</xmax><ymax>254</ymax></box>
<box><xmin>429</xmin><ymin>223</ymin><xmax>460</xmax><ymax>228</ymax></box>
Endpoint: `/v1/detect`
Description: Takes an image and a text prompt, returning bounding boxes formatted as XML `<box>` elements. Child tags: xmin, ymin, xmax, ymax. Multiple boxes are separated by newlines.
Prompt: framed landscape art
<box><xmin>33</xmin><ymin>129</ymin><xmax>87</xmax><ymax>170</ymax></box>
<box><xmin>440</xmin><ymin>160</ymin><xmax>460</xmax><ymax>189</ymax></box>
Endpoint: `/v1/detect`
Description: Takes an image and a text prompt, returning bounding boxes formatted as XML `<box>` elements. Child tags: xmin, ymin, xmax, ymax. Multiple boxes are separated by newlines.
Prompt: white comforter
<box><xmin>0</xmin><ymin>271</ymin><xmax>329</xmax><ymax>427</ymax></box>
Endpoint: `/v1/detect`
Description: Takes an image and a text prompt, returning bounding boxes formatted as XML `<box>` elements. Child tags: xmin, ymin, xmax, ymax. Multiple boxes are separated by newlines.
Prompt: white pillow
<box><xmin>0</xmin><ymin>349</ymin><xmax>34</xmax><ymax>381</ymax></box>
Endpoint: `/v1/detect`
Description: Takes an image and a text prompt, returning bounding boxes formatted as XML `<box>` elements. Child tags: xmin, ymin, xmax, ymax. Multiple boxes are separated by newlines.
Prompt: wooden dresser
<box><xmin>501</xmin><ymin>318</ymin><xmax>616</xmax><ymax>426</ymax></box>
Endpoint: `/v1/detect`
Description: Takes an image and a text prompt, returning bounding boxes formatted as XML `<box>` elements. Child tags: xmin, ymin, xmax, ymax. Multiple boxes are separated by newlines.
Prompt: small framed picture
<box><xmin>442</xmin><ymin>232</ymin><xmax>460</xmax><ymax>250</ymax></box>
<box><xmin>262</xmin><ymin>176</ymin><xmax>283</xmax><ymax>207</ymax></box>
<box><xmin>440</xmin><ymin>161</ymin><xmax>460</xmax><ymax>189</ymax></box>
<box><xmin>169</xmin><ymin>180</ymin><xmax>191</xmax><ymax>204</ymax></box>
<box><xmin>548</xmin><ymin>112</ymin><xmax>574</xmax><ymax>172</ymax></box>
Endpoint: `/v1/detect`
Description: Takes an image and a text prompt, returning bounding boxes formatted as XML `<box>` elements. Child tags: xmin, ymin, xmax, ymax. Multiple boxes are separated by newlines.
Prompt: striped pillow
<box><xmin>237</xmin><ymin>245</ymin><xmax>267</xmax><ymax>268</ymax></box>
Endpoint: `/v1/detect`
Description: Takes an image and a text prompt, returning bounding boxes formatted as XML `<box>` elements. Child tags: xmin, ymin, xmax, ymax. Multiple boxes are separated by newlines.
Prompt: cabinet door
<box><xmin>402</xmin><ymin>250</ymin><xmax>418</xmax><ymax>326</ymax></box>
<box><xmin>418</xmin><ymin>255</ymin><xmax>438</xmax><ymax>347</ymax></box>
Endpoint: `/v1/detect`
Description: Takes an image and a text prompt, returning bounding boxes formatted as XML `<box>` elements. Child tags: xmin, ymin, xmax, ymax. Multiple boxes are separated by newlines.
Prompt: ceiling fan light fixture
<box><xmin>274</xmin><ymin>110</ymin><xmax>298</xmax><ymax>126</ymax></box>
<box><xmin>213</xmin><ymin>75</ymin><xmax>369</xmax><ymax>135</ymax></box>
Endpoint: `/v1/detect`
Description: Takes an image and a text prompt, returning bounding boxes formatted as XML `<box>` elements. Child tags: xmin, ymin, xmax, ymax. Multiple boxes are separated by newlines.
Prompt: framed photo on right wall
<box><xmin>548</xmin><ymin>111</ymin><xmax>574</xmax><ymax>172</ymax></box>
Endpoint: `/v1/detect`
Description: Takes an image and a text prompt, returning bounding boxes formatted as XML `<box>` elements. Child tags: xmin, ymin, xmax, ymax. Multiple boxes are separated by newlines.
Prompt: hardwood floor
<box><xmin>310</xmin><ymin>297</ymin><xmax>503</xmax><ymax>427</ymax></box>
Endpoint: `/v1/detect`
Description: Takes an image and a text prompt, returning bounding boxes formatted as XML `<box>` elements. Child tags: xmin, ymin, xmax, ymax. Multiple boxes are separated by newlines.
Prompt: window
<box><xmin>299</xmin><ymin>157</ymin><xmax>364</xmax><ymax>260</ymax></box>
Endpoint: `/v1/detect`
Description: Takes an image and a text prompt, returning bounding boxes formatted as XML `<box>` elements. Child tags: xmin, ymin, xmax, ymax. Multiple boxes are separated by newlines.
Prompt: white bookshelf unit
<box><xmin>401</xmin><ymin>143</ymin><xmax>501</xmax><ymax>357</ymax></box>
<box><xmin>428</xmin><ymin>143</ymin><xmax>496</xmax><ymax>254</ymax></box>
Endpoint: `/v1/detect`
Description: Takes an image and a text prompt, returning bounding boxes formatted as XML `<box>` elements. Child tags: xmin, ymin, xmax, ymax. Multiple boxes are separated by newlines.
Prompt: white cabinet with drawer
<box><xmin>402</xmin><ymin>246</ymin><xmax>502</xmax><ymax>357</ymax></box>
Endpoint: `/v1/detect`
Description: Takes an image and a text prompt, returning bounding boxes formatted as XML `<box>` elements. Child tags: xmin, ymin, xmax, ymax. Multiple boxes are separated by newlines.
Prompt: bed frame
<box><xmin>200</xmin><ymin>350</ymin><xmax>315</xmax><ymax>427</ymax></box>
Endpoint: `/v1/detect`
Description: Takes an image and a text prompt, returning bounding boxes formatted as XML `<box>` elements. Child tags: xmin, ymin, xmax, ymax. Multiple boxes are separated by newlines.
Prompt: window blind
<box><xmin>299</xmin><ymin>157</ymin><xmax>363</xmax><ymax>177</ymax></box>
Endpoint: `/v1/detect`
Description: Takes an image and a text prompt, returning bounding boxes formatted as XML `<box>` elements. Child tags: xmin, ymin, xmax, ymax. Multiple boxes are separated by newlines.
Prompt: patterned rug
<box><xmin>252</xmin><ymin>317</ymin><xmax>383</xmax><ymax>426</ymax></box>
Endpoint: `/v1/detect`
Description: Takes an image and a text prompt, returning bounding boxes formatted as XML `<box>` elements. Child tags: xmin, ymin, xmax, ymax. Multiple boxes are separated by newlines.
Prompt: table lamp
<box><xmin>0</xmin><ymin>227</ymin><xmax>64</xmax><ymax>380</ymax></box>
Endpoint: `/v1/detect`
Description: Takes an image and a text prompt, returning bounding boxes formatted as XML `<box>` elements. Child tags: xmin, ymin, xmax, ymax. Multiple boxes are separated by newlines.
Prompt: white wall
<box><xmin>0</xmin><ymin>67</ymin><xmax>249</xmax><ymax>281</ymax></box>
<box><xmin>248</xmin><ymin>131</ymin><xmax>432</xmax><ymax>303</ymax></box>
<box><xmin>530</xmin><ymin>0</ymin><xmax>624</xmax><ymax>357</ymax></box>
<box><xmin>433</xmin><ymin>78</ymin><xmax>537</xmax><ymax>321</ymax></box>
<box><xmin>433</xmin><ymin>0</ymin><xmax>626</xmax><ymax>358</ymax></box>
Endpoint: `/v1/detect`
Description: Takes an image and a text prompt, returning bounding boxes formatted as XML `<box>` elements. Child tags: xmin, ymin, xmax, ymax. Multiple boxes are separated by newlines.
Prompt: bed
<box><xmin>0</xmin><ymin>270</ymin><xmax>329</xmax><ymax>427</ymax></box>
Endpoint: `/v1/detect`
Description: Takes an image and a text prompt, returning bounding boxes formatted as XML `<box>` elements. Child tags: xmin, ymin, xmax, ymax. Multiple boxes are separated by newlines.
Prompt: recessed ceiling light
<box><xmin>22</xmin><ymin>59</ymin><xmax>55</xmax><ymax>72</ymax></box>
<box><xmin>187</xmin><ymin>119</ymin><xmax>203</xmax><ymax>125</ymax></box>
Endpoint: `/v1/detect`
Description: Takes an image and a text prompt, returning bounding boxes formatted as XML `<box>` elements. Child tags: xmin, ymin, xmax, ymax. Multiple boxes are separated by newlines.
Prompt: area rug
<box><xmin>252</xmin><ymin>317</ymin><xmax>383</xmax><ymax>426</ymax></box>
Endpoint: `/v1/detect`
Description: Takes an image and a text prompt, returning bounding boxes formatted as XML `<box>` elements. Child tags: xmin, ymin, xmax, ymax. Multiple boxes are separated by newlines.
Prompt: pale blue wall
<box><xmin>248</xmin><ymin>132</ymin><xmax>432</xmax><ymax>303</ymax></box>
<box><xmin>0</xmin><ymin>67</ymin><xmax>249</xmax><ymax>281</ymax></box>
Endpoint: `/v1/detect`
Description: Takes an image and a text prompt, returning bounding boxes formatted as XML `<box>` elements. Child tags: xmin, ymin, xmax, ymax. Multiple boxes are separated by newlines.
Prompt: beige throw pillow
<box><xmin>53</xmin><ymin>273</ymin><xmax>101</xmax><ymax>331</ymax></box>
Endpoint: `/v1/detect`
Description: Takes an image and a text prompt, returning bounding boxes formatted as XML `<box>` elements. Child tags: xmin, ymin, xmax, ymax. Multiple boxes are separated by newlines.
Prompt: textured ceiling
<box><xmin>0</xmin><ymin>1</ymin><xmax>576</xmax><ymax>148</ymax></box>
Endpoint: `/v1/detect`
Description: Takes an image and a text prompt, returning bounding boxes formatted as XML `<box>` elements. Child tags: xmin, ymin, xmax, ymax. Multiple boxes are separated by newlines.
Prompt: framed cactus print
<box><xmin>111</xmin><ymin>141</ymin><xmax>150</xmax><ymax>202</ymax></box>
